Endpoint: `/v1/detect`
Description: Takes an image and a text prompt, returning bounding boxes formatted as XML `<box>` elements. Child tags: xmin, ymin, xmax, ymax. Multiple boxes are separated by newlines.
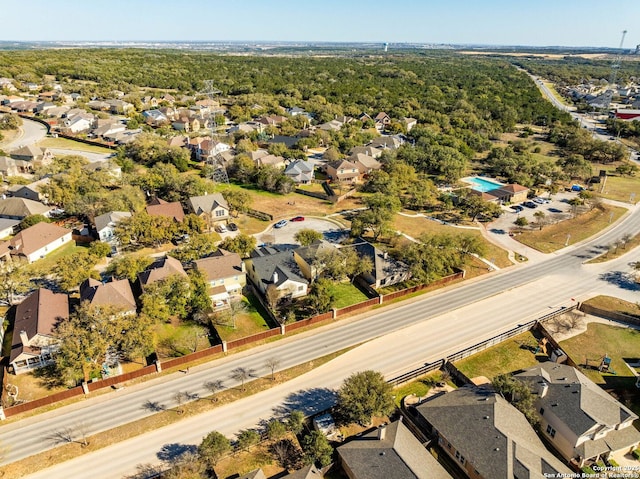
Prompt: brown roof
<box><xmin>138</xmin><ymin>256</ymin><xmax>187</xmax><ymax>287</ymax></box>
<box><xmin>498</xmin><ymin>183</ymin><xmax>529</xmax><ymax>193</ymax></box>
<box><xmin>11</xmin><ymin>288</ymin><xmax>69</xmax><ymax>362</ymax></box>
<box><xmin>5</xmin><ymin>222</ymin><xmax>71</xmax><ymax>257</ymax></box>
<box><xmin>80</xmin><ymin>278</ymin><xmax>136</xmax><ymax>312</ymax></box>
<box><xmin>194</xmin><ymin>249</ymin><xmax>243</xmax><ymax>282</ymax></box>
<box><xmin>146</xmin><ymin>200</ymin><xmax>185</xmax><ymax>222</ymax></box>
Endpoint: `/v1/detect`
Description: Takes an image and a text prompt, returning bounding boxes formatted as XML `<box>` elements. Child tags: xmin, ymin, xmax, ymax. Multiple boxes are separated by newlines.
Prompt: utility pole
<box><xmin>602</xmin><ymin>30</ymin><xmax>627</xmax><ymax>112</ymax></box>
<box><xmin>202</xmin><ymin>80</ymin><xmax>229</xmax><ymax>185</ymax></box>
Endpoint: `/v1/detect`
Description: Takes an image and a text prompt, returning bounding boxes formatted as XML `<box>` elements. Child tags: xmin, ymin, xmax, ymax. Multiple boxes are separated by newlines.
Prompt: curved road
<box><xmin>3</xmin><ymin>117</ymin><xmax>47</xmax><ymax>151</ymax></box>
<box><xmin>1</xmin><ymin>201</ymin><xmax>637</xmax><ymax>477</ymax></box>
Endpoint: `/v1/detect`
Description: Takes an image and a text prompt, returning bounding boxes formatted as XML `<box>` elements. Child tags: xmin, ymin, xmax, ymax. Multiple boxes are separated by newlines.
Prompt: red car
<box><xmin>291</xmin><ymin>216</ymin><xmax>305</xmax><ymax>222</ymax></box>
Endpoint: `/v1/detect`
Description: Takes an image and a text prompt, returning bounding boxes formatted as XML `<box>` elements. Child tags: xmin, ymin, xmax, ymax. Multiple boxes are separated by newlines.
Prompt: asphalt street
<box><xmin>4</xmin><ymin>201</ymin><xmax>638</xmax><ymax>478</ymax></box>
<box><xmin>4</xmin><ymin>117</ymin><xmax>47</xmax><ymax>150</ymax></box>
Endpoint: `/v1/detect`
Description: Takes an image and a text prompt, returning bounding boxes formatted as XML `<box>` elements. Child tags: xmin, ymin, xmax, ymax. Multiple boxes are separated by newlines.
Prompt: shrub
<box><xmin>581</xmin><ymin>466</ymin><xmax>595</xmax><ymax>475</ymax></box>
<box><xmin>632</xmin><ymin>449</ymin><xmax>640</xmax><ymax>460</ymax></box>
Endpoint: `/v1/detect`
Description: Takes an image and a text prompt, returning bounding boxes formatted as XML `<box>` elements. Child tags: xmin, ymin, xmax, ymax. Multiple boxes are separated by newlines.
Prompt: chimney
<box><xmin>19</xmin><ymin>330</ymin><xmax>30</xmax><ymax>346</ymax></box>
<box><xmin>378</xmin><ymin>426</ymin><xmax>386</xmax><ymax>441</ymax></box>
<box><xmin>272</xmin><ymin>271</ymin><xmax>279</xmax><ymax>284</ymax></box>
<box><xmin>383</xmin><ymin>252</ymin><xmax>389</xmax><ymax>260</ymax></box>
<box><xmin>540</xmin><ymin>382</ymin><xmax>549</xmax><ymax>398</ymax></box>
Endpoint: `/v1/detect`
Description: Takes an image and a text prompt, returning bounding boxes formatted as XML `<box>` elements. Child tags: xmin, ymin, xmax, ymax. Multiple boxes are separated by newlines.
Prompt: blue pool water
<box><xmin>463</xmin><ymin>177</ymin><xmax>504</xmax><ymax>193</ymax></box>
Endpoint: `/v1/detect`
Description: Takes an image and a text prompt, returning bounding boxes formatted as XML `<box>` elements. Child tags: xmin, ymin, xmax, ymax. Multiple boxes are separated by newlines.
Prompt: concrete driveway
<box><xmin>256</xmin><ymin>217</ymin><xmax>347</xmax><ymax>246</ymax></box>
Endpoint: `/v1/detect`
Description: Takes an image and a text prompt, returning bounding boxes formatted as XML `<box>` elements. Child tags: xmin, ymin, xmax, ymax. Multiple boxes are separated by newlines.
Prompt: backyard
<box><xmin>213</xmin><ymin>294</ymin><xmax>275</xmax><ymax>343</ymax></box>
<box><xmin>37</xmin><ymin>136</ymin><xmax>114</xmax><ymax>154</ymax></box>
<box><xmin>329</xmin><ymin>282</ymin><xmax>369</xmax><ymax>309</ymax></box>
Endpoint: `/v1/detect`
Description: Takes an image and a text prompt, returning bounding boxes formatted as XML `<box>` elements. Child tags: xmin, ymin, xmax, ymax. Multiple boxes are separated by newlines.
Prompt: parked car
<box><xmin>291</xmin><ymin>216</ymin><xmax>305</xmax><ymax>222</ymax></box>
<box><xmin>510</xmin><ymin>205</ymin><xmax>524</xmax><ymax>212</ymax></box>
<box><xmin>217</xmin><ymin>224</ymin><xmax>228</xmax><ymax>233</ymax></box>
<box><xmin>274</xmin><ymin>219</ymin><xmax>288</xmax><ymax>228</ymax></box>
<box><xmin>523</xmin><ymin>201</ymin><xmax>538</xmax><ymax>209</ymax></box>
<box><xmin>227</xmin><ymin>222</ymin><xmax>238</xmax><ymax>231</ymax></box>
<box><xmin>533</xmin><ymin>197</ymin><xmax>545</xmax><ymax>204</ymax></box>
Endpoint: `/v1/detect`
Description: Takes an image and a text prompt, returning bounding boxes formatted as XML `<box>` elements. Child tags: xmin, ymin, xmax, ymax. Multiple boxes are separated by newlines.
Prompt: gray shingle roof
<box><xmin>337</xmin><ymin>420</ymin><xmax>452</xmax><ymax>479</ymax></box>
<box><xmin>416</xmin><ymin>386</ymin><xmax>571</xmax><ymax>479</ymax></box>
<box><xmin>248</xmin><ymin>250</ymin><xmax>307</xmax><ymax>289</ymax></box>
<box><xmin>188</xmin><ymin>193</ymin><xmax>228</xmax><ymax>216</ymax></box>
<box><xmin>0</xmin><ymin>197</ymin><xmax>51</xmax><ymax>219</ymax></box>
<box><xmin>94</xmin><ymin>211</ymin><xmax>131</xmax><ymax>233</ymax></box>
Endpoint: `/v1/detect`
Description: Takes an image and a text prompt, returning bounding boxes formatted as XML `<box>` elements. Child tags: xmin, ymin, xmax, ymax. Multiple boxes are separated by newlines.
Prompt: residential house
<box><xmin>0</xmin><ymin>222</ymin><xmax>72</xmax><ymax>263</ymax></box>
<box><xmin>62</xmin><ymin>114</ymin><xmax>94</xmax><ymax>134</ymax></box>
<box><xmin>194</xmin><ymin>249</ymin><xmax>246</xmax><ymax>307</ymax></box>
<box><xmin>80</xmin><ymin>278</ymin><xmax>137</xmax><ymax>315</ymax></box>
<box><xmin>0</xmin><ymin>78</ymin><xmax>17</xmax><ymax>91</ymax></box>
<box><xmin>238</xmin><ymin>469</ymin><xmax>266</xmax><ymax>479</ymax></box>
<box><xmin>87</xmin><ymin>100</ymin><xmax>111</xmax><ymax>111</ymax></box>
<box><xmin>103</xmin><ymin>128</ymin><xmax>142</xmax><ymax>144</ymax></box>
<box><xmin>349</xmin><ymin>153</ymin><xmax>382</xmax><ymax>175</ymax></box>
<box><xmin>138</xmin><ymin>255</ymin><xmax>188</xmax><ymax>291</ymax></box>
<box><xmin>94</xmin><ymin>211</ymin><xmax>132</xmax><ymax>243</ymax></box>
<box><xmin>369</xmin><ymin>135</ymin><xmax>403</xmax><ymax>150</ymax></box>
<box><xmin>489</xmin><ymin>184</ymin><xmax>529</xmax><ymax>204</ymax></box>
<box><xmin>142</xmin><ymin>96</ymin><xmax>159</xmax><ymax>108</ymax></box>
<box><xmin>325</xmin><ymin>159</ymin><xmax>362</xmax><ymax>183</ymax></box>
<box><xmin>514</xmin><ymin>363</ymin><xmax>640</xmax><ymax>466</ymax></box>
<box><xmin>167</xmin><ymin>135</ymin><xmax>189</xmax><ymax>148</ymax></box>
<box><xmin>284</xmin><ymin>465</ymin><xmax>325</xmax><ymax>479</ymax></box>
<box><xmin>6</xmin><ymin>177</ymin><xmax>50</xmax><ymax>202</ymax></box>
<box><xmin>346</xmin><ymin>238</ymin><xmax>410</xmax><ymax>289</ymax></box>
<box><xmin>11</xmin><ymin>100</ymin><xmax>38</xmax><ymax>113</ymax></box>
<box><xmin>142</xmin><ymin>109</ymin><xmax>168</xmax><ymax>126</ymax></box>
<box><xmin>160</xmin><ymin>93</ymin><xmax>176</xmax><ymax>104</ymax></box>
<box><xmin>0</xmin><ymin>218</ymin><xmax>20</xmax><ymax>239</ymax></box>
<box><xmin>358</xmin><ymin>112</ymin><xmax>373</xmax><ymax>123</ymax></box>
<box><xmin>247</xmin><ymin>149</ymin><xmax>269</xmax><ymax>163</ymax></box>
<box><xmin>337</xmin><ymin>420</ymin><xmax>452</xmax><ymax>479</ymax></box>
<box><xmin>0</xmin><ymin>95</ymin><xmax>24</xmax><ymax>105</ymax></box>
<box><xmin>349</xmin><ymin>145</ymin><xmax>383</xmax><ymax>159</ymax></box>
<box><xmin>104</xmin><ymin>99</ymin><xmax>134</xmax><ymax>115</ymax></box>
<box><xmin>195</xmin><ymin>138</ymin><xmax>231</xmax><ymax>161</ymax></box>
<box><xmin>44</xmin><ymin>106</ymin><xmax>71</xmax><ymax>118</ymax></box>
<box><xmin>227</xmin><ymin>123</ymin><xmax>259</xmax><ymax>135</ymax></box>
<box><xmin>84</xmin><ymin>159</ymin><xmax>122</xmax><ymax>179</ymax></box>
<box><xmin>257</xmin><ymin>115</ymin><xmax>287</xmax><ymax>126</ymax></box>
<box><xmin>416</xmin><ymin>386</ymin><xmax>572</xmax><ymax>479</ymax></box>
<box><xmin>35</xmin><ymin>101</ymin><xmax>56</xmax><ymax>114</ymax></box>
<box><xmin>245</xmin><ymin>249</ymin><xmax>309</xmax><ymax>301</ymax></box>
<box><xmin>256</xmin><ymin>154</ymin><xmax>286</xmax><ymax>169</ymax></box>
<box><xmin>0</xmin><ymin>197</ymin><xmax>51</xmax><ymax>220</ymax></box>
<box><xmin>267</xmin><ymin>135</ymin><xmax>299</xmax><ymax>149</ymax></box>
<box><xmin>0</xmin><ymin>156</ymin><xmax>32</xmax><ymax>177</ymax></box>
<box><xmin>286</xmin><ymin>106</ymin><xmax>310</xmax><ymax>117</ymax></box>
<box><xmin>402</xmin><ymin>117</ymin><xmax>418</xmax><ymax>132</ymax></box>
<box><xmin>9</xmin><ymin>288</ymin><xmax>69</xmax><ymax>374</ymax></box>
<box><xmin>10</xmin><ymin>145</ymin><xmax>54</xmax><ymax>166</ymax></box>
<box><xmin>318</xmin><ymin>119</ymin><xmax>344</xmax><ymax>132</ymax></box>
<box><xmin>92</xmin><ymin>122</ymin><xmax>126</xmax><ymax>139</ymax></box>
<box><xmin>374</xmin><ymin>112</ymin><xmax>391</xmax><ymax>129</ymax></box>
<box><xmin>188</xmin><ymin>194</ymin><xmax>229</xmax><ymax>224</ymax></box>
<box><xmin>146</xmin><ymin>198</ymin><xmax>185</xmax><ymax>223</ymax></box>
<box><xmin>284</xmin><ymin>159</ymin><xmax>314</xmax><ymax>184</ymax></box>
<box><xmin>293</xmin><ymin>240</ymin><xmax>339</xmax><ymax>282</ymax></box>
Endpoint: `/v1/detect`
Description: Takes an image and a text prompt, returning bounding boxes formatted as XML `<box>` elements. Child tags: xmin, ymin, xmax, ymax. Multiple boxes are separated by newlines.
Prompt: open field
<box><xmin>37</xmin><ymin>137</ymin><xmax>114</xmax><ymax>154</ymax></box>
<box><xmin>583</xmin><ymin>296</ymin><xmax>640</xmax><ymax>318</ymax></box>
<box><xmin>0</xmin><ymin>348</ymin><xmax>350</xmax><ymax>479</ymax></box>
<box><xmin>515</xmin><ymin>205</ymin><xmax>626</xmax><ymax>253</ymax></box>
<box><xmin>0</xmin><ymin>128</ymin><xmax>20</xmax><ymax>147</ymax></box>
<box><xmin>392</xmin><ymin>214</ymin><xmax>512</xmax><ymax>268</ymax></box>
<box><xmin>560</xmin><ymin>323</ymin><xmax>640</xmax><ymax>417</ymax></box>
<box><xmin>454</xmin><ymin>331</ymin><xmax>545</xmax><ymax>380</ymax></box>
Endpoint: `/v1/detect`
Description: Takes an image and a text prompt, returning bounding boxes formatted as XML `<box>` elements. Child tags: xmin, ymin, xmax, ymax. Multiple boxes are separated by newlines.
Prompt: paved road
<box><xmin>3</xmin><ymin>200</ymin><xmax>638</xmax><ymax>477</ymax></box>
<box><xmin>255</xmin><ymin>217</ymin><xmax>347</xmax><ymax>245</ymax></box>
<box><xmin>48</xmin><ymin>148</ymin><xmax>114</xmax><ymax>163</ymax></box>
<box><xmin>3</xmin><ymin>117</ymin><xmax>47</xmax><ymax>151</ymax></box>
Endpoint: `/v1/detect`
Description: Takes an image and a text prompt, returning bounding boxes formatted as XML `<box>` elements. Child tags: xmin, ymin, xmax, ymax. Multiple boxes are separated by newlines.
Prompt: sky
<box><xmin>1</xmin><ymin>0</ymin><xmax>639</xmax><ymax>48</ymax></box>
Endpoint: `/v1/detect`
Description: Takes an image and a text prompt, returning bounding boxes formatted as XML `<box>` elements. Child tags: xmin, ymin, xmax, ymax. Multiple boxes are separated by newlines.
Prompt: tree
<box><xmin>174</xmin><ymin>391</ymin><xmax>186</xmax><ymax>414</ymax></box>
<box><xmin>492</xmin><ymin>374</ymin><xmax>538</xmax><ymax>426</ymax></box>
<box><xmin>203</xmin><ymin>380</ymin><xmax>224</xmax><ymax>401</ymax></box>
<box><xmin>294</xmin><ymin>228</ymin><xmax>323</xmax><ymax>246</ymax></box>
<box><xmin>462</xmin><ymin>195</ymin><xmax>502</xmax><ymax>222</ymax></box>
<box><xmin>351</xmin><ymin>193</ymin><xmax>401</xmax><ymax>240</ymax></box>
<box><xmin>140</xmin><ymin>274</ymin><xmax>191</xmax><ymax>323</ymax></box>
<box><xmin>306</xmin><ymin>278</ymin><xmax>335</xmax><ymax>314</ymax></box>
<box><xmin>106</xmin><ymin>254</ymin><xmax>154</xmax><ymax>282</ymax></box>
<box><xmin>533</xmin><ymin>210</ymin><xmax>547</xmax><ymax>230</ymax></box>
<box><xmin>198</xmin><ymin>431</ymin><xmax>231</xmax><ymax>468</ymax></box>
<box><xmin>219</xmin><ymin>233</ymin><xmax>257</xmax><ymax>258</ymax></box>
<box><xmin>287</xmin><ymin>410</ymin><xmax>305</xmax><ymax>436</ymax></box>
<box><xmin>337</xmin><ymin>370</ymin><xmax>394</xmax><ymax>426</ymax></box>
<box><xmin>265</xmin><ymin>357</ymin><xmax>280</xmax><ymax>381</ymax></box>
<box><xmin>188</xmin><ymin>269</ymin><xmax>211</xmax><ymax>320</ymax></box>
<box><xmin>237</xmin><ymin>429</ymin><xmax>260</xmax><ymax>451</ymax></box>
<box><xmin>514</xmin><ymin>216</ymin><xmax>528</xmax><ymax>227</ymax></box>
<box><xmin>115</xmin><ymin>211</ymin><xmax>177</xmax><ymax>248</ymax></box>
<box><xmin>88</xmin><ymin>241</ymin><xmax>112</xmax><ymax>258</ymax></box>
<box><xmin>266</xmin><ymin>419</ymin><xmax>287</xmax><ymax>441</ymax></box>
<box><xmin>20</xmin><ymin>214</ymin><xmax>50</xmax><ymax>229</ymax></box>
<box><xmin>230</xmin><ymin>367</ymin><xmax>254</xmax><ymax>391</ymax></box>
<box><xmin>170</xmin><ymin>233</ymin><xmax>218</xmax><ymax>263</ymax></box>
<box><xmin>221</xmin><ymin>189</ymin><xmax>252</xmax><ymax>217</ymax></box>
<box><xmin>342</xmin><ymin>247</ymin><xmax>374</xmax><ymax>282</ymax></box>
<box><xmin>301</xmin><ymin>431</ymin><xmax>333</xmax><ymax>467</ymax></box>
<box><xmin>53</xmin><ymin>250</ymin><xmax>101</xmax><ymax>291</ymax></box>
<box><xmin>0</xmin><ymin>258</ymin><xmax>32</xmax><ymax>305</ymax></box>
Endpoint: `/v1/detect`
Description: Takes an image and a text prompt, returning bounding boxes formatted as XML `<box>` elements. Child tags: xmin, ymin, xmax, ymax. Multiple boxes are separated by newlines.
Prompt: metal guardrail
<box><xmin>387</xmin><ymin>305</ymin><xmax>578</xmax><ymax>387</ymax></box>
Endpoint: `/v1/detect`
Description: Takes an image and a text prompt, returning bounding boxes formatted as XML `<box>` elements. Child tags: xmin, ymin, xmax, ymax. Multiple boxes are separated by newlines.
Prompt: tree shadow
<box><xmin>142</xmin><ymin>400</ymin><xmax>166</xmax><ymax>412</ymax></box>
<box><xmin>272</xmin><ymin>387</ymin><xmax>337</xmax><ymax>418</ymax></box>
<box><xmin>598</xmin><ymin>271</ymin><xmax>640</xmax><ymax>291</ymax></box>
<box><xmin>156</xmin><ymin>442</ymin><xmax>197</xmax><ymax>462</ymax></box>
<box><xmin>31</xmin><ymin>364</ymin><xmax>67</xmax><ymax>389</ymax></box>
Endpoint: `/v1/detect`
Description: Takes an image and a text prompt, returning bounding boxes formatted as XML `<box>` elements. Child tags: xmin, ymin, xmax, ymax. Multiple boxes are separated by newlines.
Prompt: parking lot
<box><xmin>488</xmin><ymin>190</ymin><xmax>581</xmax><ymax>235</ymax></box>
<box><xmin>255</xmin><ymin>217</ymin><xmax>347</xmax><ymax>246</ymax></box>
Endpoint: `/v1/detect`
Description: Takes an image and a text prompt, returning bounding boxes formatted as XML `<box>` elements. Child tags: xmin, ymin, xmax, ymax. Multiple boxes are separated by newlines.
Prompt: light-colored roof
<box><xmin>188</xmin><ymin>193</ymin><xmax>228</xmax><ymax>216</ymax></box>
<box><xmin>10</xmin><ymin>144</ymin><xmax>45</xmax><ymax>159</ymax></box>
<box><xmin>337</xmin><ymin>420</ymin><xmax>452</xmax><ymax>479</ymax></box>
<box><xmin>94</xmin><ymin>211</ymin><xmax>131</xmax><ymax>233</ymax></box>
<box><xmin>4</xmin><ymin>222</ymin><xmax>70</xmax><ymax>257</ymax></box>
<box><xmin>138</xmin><ymin>256</ymin><xmax>187</xmax><ymax>287</ymax></box>
<box><xmin>194</xmin><ymin>250</ymin><xmax>243</xmax><ymax>282</ymax></box>
<box><xmin>11</xmin><ymin>288</ymin><xmax>69</xmax><ymax>363</ymax></box>
<box><xmin>80</xmin><ymin>278</ymin><xmax>136</xmax><ymax>312</ymax></box>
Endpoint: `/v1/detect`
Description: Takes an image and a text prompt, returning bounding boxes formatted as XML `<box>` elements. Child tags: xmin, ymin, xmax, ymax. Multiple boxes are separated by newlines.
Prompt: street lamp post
<box><xmin>565</xmin><ymin>233</ymin><xmax>571</xmax><ymax>246</ymax></box>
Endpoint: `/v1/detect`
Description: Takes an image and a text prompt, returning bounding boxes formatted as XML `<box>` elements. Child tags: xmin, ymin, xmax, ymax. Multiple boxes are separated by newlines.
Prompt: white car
<box><xmin>217</xmin><ymin>224</ymin><xmax>228</xmax><ymax>233</ymax></box>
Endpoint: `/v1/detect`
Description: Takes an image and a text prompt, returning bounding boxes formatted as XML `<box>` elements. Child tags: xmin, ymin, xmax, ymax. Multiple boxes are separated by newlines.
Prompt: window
<box><xmin>215</xmin><ymin>209</ymin><xmax>225</xmax><ymax>217</ymax></box>
<box><xmin>454</xmin><ymin>450</ymin><xmax>465</xmax><ymax>465</ymax></box>
<box><xmin>546</xmin><ymin>425</ymin><xmax>556</xmax><ymax>438</ymax></box>
<box><xmin>297</xmin><ymin>285</ymin><xmax>304</xmax><ymax>292</ymax></box>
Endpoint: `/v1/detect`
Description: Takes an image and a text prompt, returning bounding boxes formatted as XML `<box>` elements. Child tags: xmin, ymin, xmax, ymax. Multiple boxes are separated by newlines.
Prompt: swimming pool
<box><xmin>462</xmin><ymin>176</ymin><xmax>504</xmax><ymax>193</ymax></box>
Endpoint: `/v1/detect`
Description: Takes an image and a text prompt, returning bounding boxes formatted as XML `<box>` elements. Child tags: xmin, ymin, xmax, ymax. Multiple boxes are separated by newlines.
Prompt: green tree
<box><xmin>88</xmin><ymin>241</ymin><xmax>112</xmax><ymax>258</ymax></box>
<box><xmin>106</xmin><ymin>254</ymin><xmax>153</xmax><ymax>282</ymax></box>
<box><xmin>266</xmin><ymin>419</ymin><xmax>287</xmax><ymax>441</ymax></box>
<box><xmin>221</xmin><ymin>189</ymin><xmax>252</xmax><ymax>217</ymax></box>
<box><xmin>0</xmin><ymin>258</ymin><xmax>32</xmax><ymax>305</ymax></box>
<box><xmin>0</xmin><ymin>113</ymin><xmax>21</xmax><ymax>130</ymax></box>
<box><xmin>533</xmin><ymin>210</ymin><xmax>547</xmax><ymax>230</ymax></box>
<box><xmin>237</xmin><ymin>429</ymin><xmax>261</xmax><ymax>451</ymax></box>
<box><xmin>188</xmin><ymin>268</ymin><xmax>211</xmax><ymax>319</ymax></box>
<box><xmin>198</xmin><ymin>431</ymin><xmax>231</xmax><ymax>468</ymax></box>
<box><xmin>306</xmin><ymin>278</ymin><xmax>335</xmax><ymax>314</ymax></box>
<box><xmin>115</xmin><ymin>211</ymin><xmax>176</xmax><ymax>248</ymax></box>
<box><xmin>170</xmin><ymin>233</ymin><xmax>218</xmax><ymax>263</ymax></box>
<box><xmin>140</xmin><ymin>274</ymin><xmax>191</xmax><ymax>322</ymax></box>
<box><xmin>301</xmin><ymin>431</ymin><xmax>333</xmax><ymax>467</ymax></box>
<box><xmin>514</xmin><ymin>216</ymin><xmax>529</xmax><ymax>227</ymax></box>
<box><xmin>492</xmin><ymin>374</ymin><xmax>539</xmax><ymax>426</ymax></box>
<box><xmin>287</xmin><ymin>410</ymin><xmax>305</xmax><ymax>436</ymax></box>
<box><xmin>294</xmin><ymin>228</ymin><xmax>323</xmax><ymax>246</ymax></box>
<box><xmin>350</xmin><ymin>193</ymin><xmax>401</xmax><ymax>240</ymax></box>
<box><xmin>219</xmin><ymin>233</ymin><xmax>256</xmax><ymax>258</ymax></box>
<box><xmin>20</xmin><ymin>214</ymin><xmax>50</xmax><ymax>229</ymax></box>
<box><xmin>337</xmin><ymin>370</ymin><xmax>394</xmax><ymax>426</ymax></box>
<box><xmin>53</xmin><ymin>251</ymin><xmax>101</xmax><ymax>291</ymax></box>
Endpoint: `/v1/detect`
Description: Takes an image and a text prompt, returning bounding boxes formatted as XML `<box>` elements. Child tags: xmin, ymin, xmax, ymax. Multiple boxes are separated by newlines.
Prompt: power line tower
<box><xmin>602</xmin><ymin>30</ymin><xmax>627</xmax><ymax>111</ymax></box>
<box><xmin>202</xmin><ymin>80</ymin><xmax>229</xmax><ymax>185</ymax></box>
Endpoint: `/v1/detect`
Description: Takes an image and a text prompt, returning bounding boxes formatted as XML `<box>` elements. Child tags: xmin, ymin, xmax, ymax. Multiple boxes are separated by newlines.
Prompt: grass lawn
<box><xmin>330</xmin><ymin>282</ymin><xmax>369</xmax><ymax>309</ymax></box>
<box><xmin>586</xmin><ymin>232</ymin><xmax>640</xmax><ymax>263</ymax></box>
<box><xmin>26</xmin><ymin>241</ymin><xmax>87</xmax><ymax>275</ymax></box>
<box><xmin>155</xmin><ymin>320</ymin><xmax>213</xmax><ymax>359</ymax></box>
<box><xmin>393</xmin><ymin>370</ymin><xmax>449</xmax><ymax>407</ymax></box>
<box><xmin>214</xmin><ymin>294</ymin><xmax>275</xmax><ymax>343</ymax></box>
<box><xmin>0</xmin><ymin>128</ymin><xmax>20</xmax><ymax>147</ymax></box>
<box><xmin>455</xmin><ymin>331</ymin><xmax>546</xmax><ymax>380</ymax></box>
<box><xmin>393</xmin><ymin>215</ymin><xmax>512</xmax><ymax>268</ymax></box>
<box><xmin>515</xmin><ymin>205</ymin><xmax>627</xmax><ymax>253</ymax></box>
<box><xmin>582</xmin><ymin>295</ymin><xmax>640</xmax><ymax>318</ymax></box>
<box><xmin>560</xmin><ymin>323</ymin><xmax>640</xmax><ymax>416</ymax></box>
<box><xmin>37</xmin><ymin>137</ymin><xmax>114</xmax><ymax>154</ymax></box>
<box><xmin>214</xmin><ymin>434</ymin><xmax>297</xmax><ymax>479</ymax></box>
<box><xmin>598</xmin><ymin>174</ymin><xmax>640</xmax><ymax>204</ymax></box>
<box><xmin>0</xmin><ymin>348</ymin><xmax>350</xmax><ymax>479</ymax></box>
<box><xmin>4</xmin><ymin>367</ymin><xmax>70</xmax><ymax>403</ymax></box>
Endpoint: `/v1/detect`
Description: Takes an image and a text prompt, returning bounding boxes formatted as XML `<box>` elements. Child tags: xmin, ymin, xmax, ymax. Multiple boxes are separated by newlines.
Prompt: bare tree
<box><xmin>76</xmin><ymin>421</ymin><xmax>91</xmax><ymax>447</ymax></box>
<box><xmin>265</xmin><ymin>357</ymin><xmax>281</xmax><ymax>381</ymax></box>
<box><xmin>204</xmin><ymin>379</ymin><xmax>224</xmax><ymax>402</ymax></box>
<box><xmin>621</xmin><ymin>233</ymin><xmax>632</xmax><ymax>249</ymax></box>
<box><xmin>174</xmin><ymin>391</ymin><xmax>187</xmax><ymax>414</ymax></box>
<box><xmin>265</xmin><ymin>284</ymin><xmax>280</xmax><ymax>311</ymax></box>
<box><xmin>230</xmin><ymin>367</ymin><xmax>254</xmax><ymax>392</ymax></box>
